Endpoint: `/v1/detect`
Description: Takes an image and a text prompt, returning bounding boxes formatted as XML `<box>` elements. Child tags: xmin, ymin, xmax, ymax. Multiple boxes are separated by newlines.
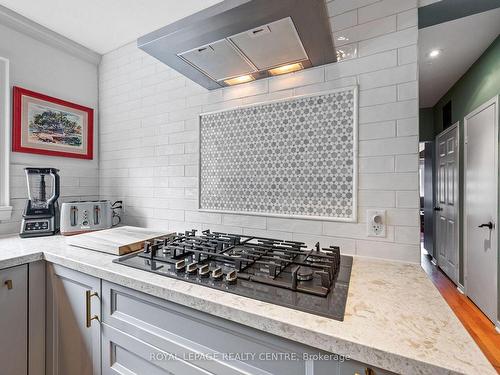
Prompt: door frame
<box><xmin>434</xmin><ymin>122</ymin><xmax>460</xmax><ymax>284</ymax></box>
<box><xmin>464</xmin><ymin>94</ymin><xmax>499</xmax><ymax>330</ymax></box>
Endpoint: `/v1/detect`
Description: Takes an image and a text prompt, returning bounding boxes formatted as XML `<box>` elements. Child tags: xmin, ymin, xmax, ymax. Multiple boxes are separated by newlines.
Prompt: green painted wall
<box><xmin>419</xmin><ymin>107</ymin><xmax>434</xmax><ymax>141</ymax></box>
<box><xmin>433</xmin><ymin>35</ymin><xmax>500</xmax><ymax>134</ymax></box>
<box><xmin>432</xmin><ymin>35</ymin><xmax>500</xmax><ymax>322</ymax></box>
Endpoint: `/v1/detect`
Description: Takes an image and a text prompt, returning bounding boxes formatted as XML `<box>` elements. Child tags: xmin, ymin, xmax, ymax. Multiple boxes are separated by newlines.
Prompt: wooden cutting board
<box><xmin>66</xmin><ymin>226</ymin><xmax>174</xmax><ymax>255</ymax></box>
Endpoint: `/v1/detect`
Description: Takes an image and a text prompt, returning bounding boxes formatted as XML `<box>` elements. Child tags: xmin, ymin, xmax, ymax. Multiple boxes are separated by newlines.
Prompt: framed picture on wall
<box><xmin>12</xmin><ymin>86</ymin><xmax>93</xmax><ymax>159</ymax></box>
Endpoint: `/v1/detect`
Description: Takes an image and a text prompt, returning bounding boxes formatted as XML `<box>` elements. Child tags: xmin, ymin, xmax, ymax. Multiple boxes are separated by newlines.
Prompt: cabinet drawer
<box><xmin>0</xmin><ymin>264</ymin><xmax>28</xmax><ymax>375</ymax></box>
<box><xmin>102</xmin><ymin>281</ymin><xmax>342</xmax><ymax>375</ymax></box>
<box><xmin>103</xmin><ymin>323</ymin><xmax>248</xmax><ymax>375</ymax></box>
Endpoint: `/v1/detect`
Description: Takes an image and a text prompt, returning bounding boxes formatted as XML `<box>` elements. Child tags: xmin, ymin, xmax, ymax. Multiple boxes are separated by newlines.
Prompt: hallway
<box><xmin>421</xmin><ymin>250</ymin><xmax>500</xmax><ymax>373</ymax></box>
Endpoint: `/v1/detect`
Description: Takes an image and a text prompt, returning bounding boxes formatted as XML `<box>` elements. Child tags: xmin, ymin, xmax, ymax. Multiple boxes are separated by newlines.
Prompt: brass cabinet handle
<box><xmin>355</xmin><ymin>369</ymin><xmax>375</xmax><ymax>375</ymax></box>
<box><xmin>85</xmin><ymin>290</ymin><xmax>99</xmax><ymax>328</ymax></box>
<box><xmin>4</xmin><ymin>280</ymin><xmax>12</xmax><ymax>290</ymax></box>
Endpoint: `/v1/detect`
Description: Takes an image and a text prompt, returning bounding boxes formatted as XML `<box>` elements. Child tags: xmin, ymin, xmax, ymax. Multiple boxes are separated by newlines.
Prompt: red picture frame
<box><xmin>12</xmin><ymin>86</ymin><xmax>94</xmax><ymax>159</ymax></box>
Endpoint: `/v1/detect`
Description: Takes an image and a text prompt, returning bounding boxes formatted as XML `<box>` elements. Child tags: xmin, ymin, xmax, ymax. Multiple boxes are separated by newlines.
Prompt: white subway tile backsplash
<box><xmin>358</xmin><ymin>27</ymin><xmax>418</xmax><ymax>57</ymax></box>
<box><xmin>398</xmin><ymin>44</ymin><xmax>418</xmax><ymax>65</ymax></box>
<box><xmin>359</xmin><ymin>172</ymin><xmax>419</xmax><ymax>190</ymax></box>
<box><xmin>359</xmin><ymin>156</ymin><xmax>395</xmax><ymax>173</ymax></box>
<box><xmin>222</xmin><ymin>214</ymin><xmax>267</xmax><ymax>229</ymax></box>
<box><xmin>97</xmin><ymin>0</ymin><xmax>419</xmax><ymax>263</ymax></box>
<box><xmin>295</xmin><ymin>77</ymin><xmax>357</xmax><ymax>96</ymax></box>
<box><xmin>267</xmin><ymin>218</ymin><xmax>323</xmax><ymax>235</ymax></box>
<box><xmin>386</xmin><ymin>208</ymin><xmax>419</xmax><ymax>226</ymax></box>
<box><xmin>358</xmin><ymin>190</ymin><xmax>396</xmax><ymax>207</ymax></box>
<box><xmin>359</xmin><ymin>99</ymin><xmax>418</xmax><ymax>123</ymax></box>
<box><xmin>397</xmin><ymin>117</ymin><xmax>419</xmax><ymax>136</ymax></box>
<box><xmin>223</xmin><ymin>79</ymin><xmax>268</xmax><ymax>101</ymax></box>
<box><xmin>330</xmin><ymin>10</ymin><xmax>358</xmax><ymax>32</ymax></box>
<box><xmin>326</xmin><ymin>50</ymin><xmax>397</xmax><ymax>81</ymax></box>
<box><xmin>356</xmin><ymin>240</ymin><xmax>419</xmax><ymax>263</ymax></box>
<box><xmin>396</xmin><ymin>191</ymin><xmax>420</xmax><ymax>208</ymax></box>
<box><xmin>397</xmin><ymin>8</ymin><xmax>418</xmax><ymax>30</ymax></box>
<box><xmin>395</xmin><ymin>225</ymin><xmax>420</xmax><ymax>244</ymax></box>
<box><xmin>359</xmin><ymin>121</ymin><xmax>396</xmax><ymax>140</ymax></box>
<box><xmin>359</xmin><ymin>63</ymin><xmax>417</xmax><ymax>90</ymax></box>
<box><xmin>395</xmin><ymin>154</ymin><xmax>419</xmax><ymax>172</ymax></box>
<box><xmin>185</xmin><ymin>211</ymin><xmax>222</xmax><ymax>224</ymax></box>
<box><xmin>359</xmin><ymin>136</ymin><xmax>418</xmax><ymax>156</ymax></box>
<box><xmin>358</xmin><ymin>0</ymin><xmax>416</xmax><ymax>23</ymax></box>
<box><xmin>269</xmin><ymin>67</ymin><xmax>324</xmax><ymax>92</ymax></box>
<box><xmin>397</xmin><ymin>81</ymin><xmax>418</xmax><ymax>101</ymax></box>
<box><xmin>327</xmin><ymin>0</ymin><xmax>379</xmax><ymax>16</ymax></box>
<box><xmin>359</xmin><ymin>86</ymin><xmax>397</xmax><ymax>107</ymax></box>
<box><xmin>333</xmin><ymin>16</ymin><xmax>396</xmax><ymax>47</ymax></box>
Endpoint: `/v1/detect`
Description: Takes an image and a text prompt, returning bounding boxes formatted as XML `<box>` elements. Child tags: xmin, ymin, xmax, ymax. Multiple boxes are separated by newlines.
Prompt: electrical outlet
<box><xmin>367</xmin><ymin>209</ymin><xmax>386</xmax><ymax>237</ymax></box>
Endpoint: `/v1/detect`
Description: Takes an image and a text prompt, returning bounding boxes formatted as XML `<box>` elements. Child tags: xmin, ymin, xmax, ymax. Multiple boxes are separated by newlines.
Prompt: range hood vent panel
<box><xmin>229</xmin><ymin>17</ymin><xmax>308</xmax><ymax>70</ymax></box>
<box><xmin>138</xmin><ymin>0</ymin><xmax>335</xmax><ymax>90</ymax></box>
<box><xmin>179</xmin><ymin>39</ymin><xmax>256</xmax><ymax>81</ymax></box>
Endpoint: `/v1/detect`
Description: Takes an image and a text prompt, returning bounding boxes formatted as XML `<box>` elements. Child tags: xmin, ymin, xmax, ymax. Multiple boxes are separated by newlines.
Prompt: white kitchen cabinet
<box><xmin>46</xmin><ymin>264</ymin><xmax>101</xmax><ymax>375</ymax></box>
<box><xmin>0</xmin><ymin>264</ymin><xmax>28</xmax><ymax>375</ymax></box>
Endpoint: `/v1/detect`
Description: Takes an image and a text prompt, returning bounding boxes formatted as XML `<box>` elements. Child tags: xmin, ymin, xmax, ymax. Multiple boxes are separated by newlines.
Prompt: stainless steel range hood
<box><xmin>137</xmin><ymin>0</ymin><xmax>335</xmax><ymax>90</ymax></box>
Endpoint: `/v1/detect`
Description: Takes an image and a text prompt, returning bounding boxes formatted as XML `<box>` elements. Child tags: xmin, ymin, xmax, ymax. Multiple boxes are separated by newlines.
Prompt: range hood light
<box><xmin>268</xmin><ymin>62</ymin><xmax>304</xmax><ymax>76</ymax></box>
<box><xmin>224</xmin><ymin>74</ymin><xmax>255</xmax><ymax>85</ymax></box>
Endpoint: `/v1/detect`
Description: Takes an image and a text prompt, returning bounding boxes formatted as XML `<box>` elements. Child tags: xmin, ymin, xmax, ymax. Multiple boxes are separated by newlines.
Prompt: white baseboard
<box><xmin>456</xmin><ymin>284</ymin><xmax>465</xmax><ymax>295</ymax></box>
<box><xmin>495</xmin><ymin>322</ymin><xmax>500</xmax><ymax>334</ymax></box>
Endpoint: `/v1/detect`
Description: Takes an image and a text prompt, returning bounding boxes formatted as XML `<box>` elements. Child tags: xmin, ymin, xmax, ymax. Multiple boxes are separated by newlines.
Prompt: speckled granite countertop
<box><xmin>0</xmin><ymin>234</ymin><xmax>495</xmax><ymax>375</ymax></box>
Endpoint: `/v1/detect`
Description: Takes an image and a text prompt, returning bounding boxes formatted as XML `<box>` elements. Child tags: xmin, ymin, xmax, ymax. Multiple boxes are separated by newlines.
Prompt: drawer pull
<box><xmin>4</xmin><ymin>279</ymin><xmax>12</xmax><ymax>290</ymax></box>
<box><xmin>85</xmin><ymin>290</ymin><xmax>99</xmax><ymax>328</ymax></box>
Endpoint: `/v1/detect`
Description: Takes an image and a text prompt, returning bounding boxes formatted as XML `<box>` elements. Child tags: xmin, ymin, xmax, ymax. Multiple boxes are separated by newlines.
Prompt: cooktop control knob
<box><xmin>198</xmin><ymin>264</ymin><xmax>210</xmax><ymax>278</ymax></box>
<box><xmin>225</xmin><ymin>270</ymin><xmax>237</xmax><ymax>285</ymax></box>
<box><xmin>186</xmin><ymin>262</ymin><xmax>198</xmax><ymax>274</ymax></box>
<box><xmin>211</xmin><ymin>267</ymin><xmax>223</xmax><ymax>280</ymax></box>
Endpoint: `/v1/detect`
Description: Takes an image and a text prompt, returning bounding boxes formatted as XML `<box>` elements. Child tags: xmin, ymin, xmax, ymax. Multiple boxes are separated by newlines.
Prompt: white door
<box><xmin>435</xmin><ymin>124</ymin><xmax>459</xmax><ymax>283</ymax></box>
<box><xmin>465</xmin><ymin>96</ymin><xmax>498</xmax><ymax>324</ymax></box>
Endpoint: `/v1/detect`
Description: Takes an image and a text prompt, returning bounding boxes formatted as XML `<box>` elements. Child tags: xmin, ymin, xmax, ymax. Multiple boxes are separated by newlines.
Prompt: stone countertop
<box><xmin>0</xmin><ymin>234</ymin><xmax>495</xmax><ymax>375</ymax></box>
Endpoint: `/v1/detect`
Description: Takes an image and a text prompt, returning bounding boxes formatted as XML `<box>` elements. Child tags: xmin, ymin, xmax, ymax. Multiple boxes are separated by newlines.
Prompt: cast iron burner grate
<box><xmin>113</xmin><ymin>229</ymin><xmax>353</xmax><ymax>320</ymax></box>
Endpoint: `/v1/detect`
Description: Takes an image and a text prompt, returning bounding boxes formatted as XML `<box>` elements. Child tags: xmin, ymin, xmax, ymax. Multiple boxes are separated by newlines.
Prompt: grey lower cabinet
<box><xmin>0</xmin><ymin>264</ymin><xmax>28</xmax><ymax>375</ymax></box>
<box><xmin>46</xmin><ymin>263</ymin><xmax>101</xmax><ymax>375</ymax></box>
<box><xmin>100</xmin><ymin>281</ymin><xmax>395</xmax><ymax>375</ymax></box>
<box><xmin>44</xmin><ymin>263</ymin><xmax>394</xmax><ymax>375</ymax></box>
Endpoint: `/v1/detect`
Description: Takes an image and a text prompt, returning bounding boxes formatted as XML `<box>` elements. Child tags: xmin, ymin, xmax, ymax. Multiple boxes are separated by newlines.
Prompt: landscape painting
<box><xmin>12</xmin><ymin>86</ymin><xmax>94</xmax><ymax>159</ymax></box>
<box><xmin>27</xmin><ymin>102</ymin><xmax>84</xmax><ymax>148</ymax></box>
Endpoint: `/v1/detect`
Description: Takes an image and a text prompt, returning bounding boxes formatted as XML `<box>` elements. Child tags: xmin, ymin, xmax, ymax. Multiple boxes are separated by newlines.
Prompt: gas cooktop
<box><xmin>113</xmin><ymin>229</ymin><xmax>352</xmax><ymax>320</ymax></box>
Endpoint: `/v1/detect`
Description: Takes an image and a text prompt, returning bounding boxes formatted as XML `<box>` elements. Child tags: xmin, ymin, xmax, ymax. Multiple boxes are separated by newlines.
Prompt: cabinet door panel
<box><xmin>0</xmin><ymin>264</ymin><xmax>28</xmax><ymax>375</ymax></box>
<box><xmin>102</xmin><ymin>281</ymin><xmax>340</xmax><ymax>375</ymax></box>
<box><xmin>102</xmin><ymin>323</ymin><xmax>226</xmax><ymax>375</ymax></box>
<box><xmin>46</xmin><ymin>264</ymin><xmax>101</xmax><ymax>375</ymax></box>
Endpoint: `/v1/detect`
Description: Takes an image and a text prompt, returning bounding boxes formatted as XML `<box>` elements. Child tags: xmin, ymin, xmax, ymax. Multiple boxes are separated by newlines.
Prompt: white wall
<box><xmin>99</xmin><ymin>0</ymin><xmax>420</xmax><ymax>262</ymax></box>
<box><xmin>0</xmin><ymin>21</ymin><xmax>99</xmax><ymax>234</ymax></box>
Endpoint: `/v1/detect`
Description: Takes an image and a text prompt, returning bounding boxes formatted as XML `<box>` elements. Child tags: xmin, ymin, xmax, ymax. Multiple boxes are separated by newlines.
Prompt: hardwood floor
<box><xmin>421</xmin><ymin>250</ymin><xmax>500</xmax><ymax>373</ymax></box>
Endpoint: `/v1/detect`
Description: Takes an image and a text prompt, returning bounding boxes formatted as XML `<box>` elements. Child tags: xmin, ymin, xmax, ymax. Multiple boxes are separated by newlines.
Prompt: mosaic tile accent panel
<box><xmin>199</xmin><ymin>88</ymin><xmax>357</xmax><ymax>220</ymax></box>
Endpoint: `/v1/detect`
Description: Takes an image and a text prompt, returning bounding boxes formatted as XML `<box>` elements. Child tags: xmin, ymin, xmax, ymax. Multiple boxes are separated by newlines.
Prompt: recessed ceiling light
<box><xmin>224</xmin><ymin>75</ymin><xmax>255</xmax><ymax>86</ymax></box>
<box><xmin>429</xmin><ymin>49</ymin><xmax>441</xmax><ymax>58</ymax></box>
<box><xmin>337</xmin><ymin>36</ymin><xmax>348</xmax><ymax>41</ymax></box>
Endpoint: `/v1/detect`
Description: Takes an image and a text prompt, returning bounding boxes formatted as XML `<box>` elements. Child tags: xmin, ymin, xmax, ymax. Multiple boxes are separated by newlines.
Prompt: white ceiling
<box><xmin>419</xmin><ymin>8</ymin><xmax>500</xmax><ymax>108</ymax></box>
<box><xmin>0</xmin><ymin>0</ymin><xmax>223</xmax><ymax>54</ymax></box>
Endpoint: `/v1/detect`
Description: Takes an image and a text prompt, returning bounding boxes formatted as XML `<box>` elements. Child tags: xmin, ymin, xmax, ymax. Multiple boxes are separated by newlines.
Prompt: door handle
<box><xmin>85</xmin><ymin>290</ymin><xmax>99</xmax><ymax>328</ymax></box>
<box><xmin>434</xmin><ymin>206</ymin><xmax>443</xmax><ymax>211</ymax></box>
<box><xmin>478</xmin><ymin>222</ymin><xmax>494</xmax><ymax>230</ymax></box>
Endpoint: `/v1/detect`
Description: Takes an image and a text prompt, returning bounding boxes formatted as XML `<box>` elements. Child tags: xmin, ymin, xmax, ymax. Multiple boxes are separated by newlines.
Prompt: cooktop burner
<box><xmin>113</xmin><ymin>229</ymin><xmax>352</xmax><ymax>320</ymax></box>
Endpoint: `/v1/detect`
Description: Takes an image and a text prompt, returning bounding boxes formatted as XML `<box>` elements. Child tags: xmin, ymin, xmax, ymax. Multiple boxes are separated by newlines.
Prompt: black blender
<box><xmin>20</xmin><ymin>168</ymin><xmax>60</xmax><ymax>238</ymax></box>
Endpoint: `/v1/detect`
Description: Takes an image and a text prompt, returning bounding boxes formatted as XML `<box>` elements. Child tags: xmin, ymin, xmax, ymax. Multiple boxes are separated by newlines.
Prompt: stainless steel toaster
<box><xmin>60</xmin><ymin>200</ymin><xmax>121</xmax><ymax>235</ymax></box>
